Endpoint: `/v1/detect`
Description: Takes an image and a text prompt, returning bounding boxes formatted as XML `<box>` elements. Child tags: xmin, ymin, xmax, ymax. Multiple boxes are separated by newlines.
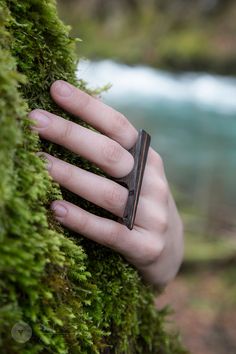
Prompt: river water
<box><xmin>77</xmin><ymin>60</ymin><xmax>236</xmax><ymax>232</ymax></box>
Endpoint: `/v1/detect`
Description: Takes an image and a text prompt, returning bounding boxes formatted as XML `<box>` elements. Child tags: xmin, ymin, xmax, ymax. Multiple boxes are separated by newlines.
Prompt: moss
<box><xmin>0</xmin><ymin>0</ymin><xmax>188</xmax><ymax>353</ymax></box>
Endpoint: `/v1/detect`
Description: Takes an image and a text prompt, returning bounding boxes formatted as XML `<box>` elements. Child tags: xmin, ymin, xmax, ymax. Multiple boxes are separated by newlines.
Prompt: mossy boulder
<box><xmin>0</xmin><ymin>0</ymin><xmax>188</xmax><ymax>353</ymax></box>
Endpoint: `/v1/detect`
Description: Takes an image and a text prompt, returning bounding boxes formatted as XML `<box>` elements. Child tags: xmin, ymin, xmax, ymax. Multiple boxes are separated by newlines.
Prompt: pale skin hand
<box><xmin>29</xmin><ymin>80</ymin><xmax>184</xmax><ymax>287</ymax></box>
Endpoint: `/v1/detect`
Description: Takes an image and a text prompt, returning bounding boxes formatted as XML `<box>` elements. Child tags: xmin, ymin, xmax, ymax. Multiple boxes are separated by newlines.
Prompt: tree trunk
<box><xmin>0</xmin><ymin>1</ymin><xmax>188</xmax><ymax>353</ymax></box>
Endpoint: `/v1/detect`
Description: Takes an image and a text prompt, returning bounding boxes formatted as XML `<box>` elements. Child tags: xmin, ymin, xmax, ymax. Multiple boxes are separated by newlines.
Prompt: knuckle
<box><xmin>150</xmin><ymin>150</ymin><xmax>164</xmax><ymax>170</ymax></box>
<box><xmin>156</xmin><ymin>212</ymin><xmax>169</xmax><ymax>233</ymax></box>
<box><xmin>141</xmin><ymin>240</ymin><xmax>163</xmax><ymax>266</ymax></box>
<box><xmin>102</xmin><ymin>140</ymin><xmax>123</xmax><ymax>164</ymax></box>
<box><xmin>158</xmin><ymin>180</ymin><xmax>169</xmax><ymax>203</ymax></box>
<box><xmin>60</xmin><ymin>120</ymin><xmax>73</xmax><ymax>142</ymax></box>
<box><xmin>78</xmin><ymin>212</ymin><xmax>89</xmax><ymax>234</ymax></box>
<box><xmin>111</xmin><ymin>111</ymin><xmax>129</xmax><ymax>132</ymax></box>
<box><xmin>155</xmin><ymin>154</ymin><xmax>164</xmax><ymax>169</ymax></box>
<box><xmin>103</xmin><ymin>184</ymin><xmax>126</xmax><ymax>211</ymax></box>
<box><xmin>104</xmin><ymin>224</ymin><xmax>119</xmax><ymax>249</ymax></box>
<box><xmin>149</xmin><ymin>176</ymin><xmax>169</xmax><ymax>204</ymax></box>
<box><xmin>59</xmin><ymin>164</ymin><xmax>74</xmax><ymax>185</ymax></box>
<box><xmin>77</xmin><ymin>91</ymin><xmax>90</xmax><ymax>111</ymax></box>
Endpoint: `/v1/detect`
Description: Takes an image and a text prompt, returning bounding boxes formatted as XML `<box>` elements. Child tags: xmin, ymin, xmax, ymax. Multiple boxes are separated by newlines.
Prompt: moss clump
<box><xmin>0</xmin><ymin>0</ymin><xmax>188</xmax><ymax>353</ymax></box>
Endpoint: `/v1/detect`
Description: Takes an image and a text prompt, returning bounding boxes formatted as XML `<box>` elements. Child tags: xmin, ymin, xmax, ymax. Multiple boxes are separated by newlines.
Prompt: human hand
<box><xmin>29</xmin><ymin>80</ymin><xmax>184</xmax><ymax>287</ymax></box>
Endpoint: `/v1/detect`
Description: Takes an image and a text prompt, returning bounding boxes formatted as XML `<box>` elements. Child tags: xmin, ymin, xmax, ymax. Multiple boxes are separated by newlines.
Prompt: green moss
<box><xmin>0</xmin><ymin>1</ymin><xmax>188</xmax><ymax>353</ymax></box>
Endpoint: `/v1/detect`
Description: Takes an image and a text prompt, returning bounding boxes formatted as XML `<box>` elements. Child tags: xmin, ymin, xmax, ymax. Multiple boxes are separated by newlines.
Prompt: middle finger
<box><xmin>29</xmin><ymin>109</ymin><xmax>134</xmax><ymax>178</ymax></box>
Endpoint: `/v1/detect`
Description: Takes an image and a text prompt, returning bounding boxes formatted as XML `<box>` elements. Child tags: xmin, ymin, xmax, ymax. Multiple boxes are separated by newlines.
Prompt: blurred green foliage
<box><xmin>58</xmin><ymin>0</ymin><xmax>236</xmax><ymax>74</ymax></box>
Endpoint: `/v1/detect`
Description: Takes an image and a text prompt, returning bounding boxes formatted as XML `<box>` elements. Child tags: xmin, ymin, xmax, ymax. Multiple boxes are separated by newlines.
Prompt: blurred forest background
<box><xmin>57</xmin><ymin>1</ymin><xmax>236</xmax><ymax>353</ymax></box>
<box><xmin>58</xmin><ymin>0</ymin><xmax>236</xmax><ymax>74</ymax></box>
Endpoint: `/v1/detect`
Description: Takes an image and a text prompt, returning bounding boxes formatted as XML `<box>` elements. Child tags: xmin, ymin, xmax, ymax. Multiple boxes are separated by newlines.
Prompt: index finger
<box><xmin>50</xmin><ymin>80</ymin><xmax>138</xmax><ymax>150</ymax></box>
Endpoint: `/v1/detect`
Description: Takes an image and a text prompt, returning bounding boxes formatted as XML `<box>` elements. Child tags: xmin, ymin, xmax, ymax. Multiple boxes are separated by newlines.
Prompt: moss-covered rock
<box><xmin>0</xmin><ymin>0</ymin><xmax>188</xmax><ymax>353</ymax></box>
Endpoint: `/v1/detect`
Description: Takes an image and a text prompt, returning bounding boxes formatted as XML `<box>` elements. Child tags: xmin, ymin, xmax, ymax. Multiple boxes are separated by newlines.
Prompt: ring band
<box><xmin>113</xmin><ymin>129</ymin><xmax>151</xmax><ymax>230</ymax></box>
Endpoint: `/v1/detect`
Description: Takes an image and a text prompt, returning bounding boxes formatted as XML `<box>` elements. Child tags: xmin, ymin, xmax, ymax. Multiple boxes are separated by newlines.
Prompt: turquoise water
<box><xmin>77</xmin><ymin>60</ymin><xmax>236</xmax><ymax>228</ymax></box>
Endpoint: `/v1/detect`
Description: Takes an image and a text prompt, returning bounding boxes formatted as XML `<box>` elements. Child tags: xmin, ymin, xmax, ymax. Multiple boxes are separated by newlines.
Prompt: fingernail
<box><xmin>30</xmin><ymin>111</ymin><xmax>49</xmax><ymax>128</ymax></box>
<box><xmin>53</xmin><ymin>80</ymin><xmax>73</xmax><ymax>97</ymax></box>
<box><xmin>36</xmin><ymin>152</ymin><xmax>52</xmax><ymax>170</ymax></box>
<box><xmin>51</xmin><ymin>203</ymin><xmax>68</xmax><ymax>218</ymax></box>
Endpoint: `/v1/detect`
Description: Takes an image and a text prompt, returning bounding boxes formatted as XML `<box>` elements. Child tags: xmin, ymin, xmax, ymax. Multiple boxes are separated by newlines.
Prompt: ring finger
<box><xmin>42</xmin><ymin>153</ymin><xmax>154</xmax><ymax>224</ymax></box>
